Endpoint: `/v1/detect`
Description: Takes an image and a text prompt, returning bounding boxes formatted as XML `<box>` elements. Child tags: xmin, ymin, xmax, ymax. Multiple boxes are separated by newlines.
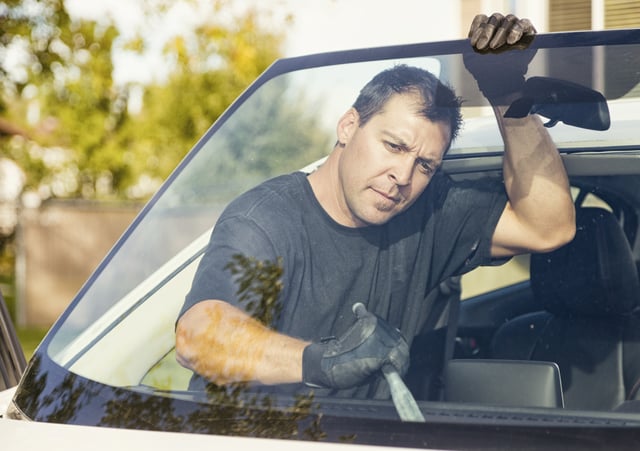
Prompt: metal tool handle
<box><xmin>383</xmin><ymin>364</ymin><xmax>425</xmax><ymax>422</ymax></box>
<box><xmin>352</xmin><ymin>303</ymin><xmax>425</xmax><ymax>422</ymax></box>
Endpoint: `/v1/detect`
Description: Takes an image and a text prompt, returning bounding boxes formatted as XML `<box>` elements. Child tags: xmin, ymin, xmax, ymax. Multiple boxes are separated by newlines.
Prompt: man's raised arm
<box><xmin>466</xmin><ymin>13</ymin><xmax>576</xmax><ymax>257</ymax></box>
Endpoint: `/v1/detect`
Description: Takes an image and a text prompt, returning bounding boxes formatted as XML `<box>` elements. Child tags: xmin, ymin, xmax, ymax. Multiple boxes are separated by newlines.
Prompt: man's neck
<box><xmin>307</xmin><ymin>148</ymin><xmax>360</xmax><ymax>227</ymax></box>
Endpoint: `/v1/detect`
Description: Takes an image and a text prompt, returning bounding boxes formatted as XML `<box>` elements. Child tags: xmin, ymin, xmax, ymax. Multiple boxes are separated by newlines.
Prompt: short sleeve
<box><xmin>433</xmin><ymin>175</ymin><xmax>508</xmax><ymax>275</ymax></box>
<box><xmin>178</xmin><ymin>215</ymin><xmax>278</xmax><ymax>319</ymax></box>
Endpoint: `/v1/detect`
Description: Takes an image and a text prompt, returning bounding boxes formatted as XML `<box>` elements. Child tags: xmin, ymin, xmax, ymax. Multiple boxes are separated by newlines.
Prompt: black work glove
<box><xmin>464</xmin><ymin>13</ymin><xmax>537</xmax><ymax>103</ymax></box>
<box><xmin>302</xmin><ymin>303</ymin><xmax>409</xmax><ymax>390</ymax></box>
<box><xmin>464</xmin><ymin>48</ymin><xmax>535</xmax><ymax>102</ymax></box>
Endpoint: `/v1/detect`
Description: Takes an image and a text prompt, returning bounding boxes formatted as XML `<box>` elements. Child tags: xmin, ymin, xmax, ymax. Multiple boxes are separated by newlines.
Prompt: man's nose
<box><xmin>388</xmin><ymin>157</ymin><xmax>413</xmax><ymax>186</ymax></box>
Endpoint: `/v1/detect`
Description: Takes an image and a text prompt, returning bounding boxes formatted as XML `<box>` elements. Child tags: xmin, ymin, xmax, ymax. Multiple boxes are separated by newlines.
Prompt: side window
<box><xmin>460</xmin><ymin>188</ymin><xmax>613</xmax><ymax>300</ymax></box>
<box><xmin>460</xmin><ymin>254</ymin><xmax>529</xmax><ymax>300</ymax></box>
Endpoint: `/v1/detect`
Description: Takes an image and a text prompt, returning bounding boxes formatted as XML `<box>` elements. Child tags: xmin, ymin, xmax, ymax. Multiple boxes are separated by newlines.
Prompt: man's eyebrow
<box><xmin>382</xmin><ymin>130</ymin><xmax>443</xmax><ymax>168</ymax></box>
<box><xmin>381</xmin><ymin>131</ymin><xmax>411</xmax><ymax>150</ymax></box>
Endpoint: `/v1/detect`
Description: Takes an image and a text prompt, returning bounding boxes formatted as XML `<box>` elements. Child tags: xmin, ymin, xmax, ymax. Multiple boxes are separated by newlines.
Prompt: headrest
<box><xmin>530</xmin><ymin>208</ymin><xmax>640</xmax><ymax>317</ymax></box>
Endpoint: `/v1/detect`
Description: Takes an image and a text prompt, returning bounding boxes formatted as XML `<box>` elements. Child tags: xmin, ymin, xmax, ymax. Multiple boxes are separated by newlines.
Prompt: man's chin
<box><xmin>357</xmin><ymin>207</ymin><xmax>400</xmax><ymax>227</ymax></box>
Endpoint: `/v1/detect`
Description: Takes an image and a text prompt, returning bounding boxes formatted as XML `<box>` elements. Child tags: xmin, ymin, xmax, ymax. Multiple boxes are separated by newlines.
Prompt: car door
<box><xmin>0</xmin><ymin>290</ymin><xmax>26</xmax><ymax>390</ymax></box>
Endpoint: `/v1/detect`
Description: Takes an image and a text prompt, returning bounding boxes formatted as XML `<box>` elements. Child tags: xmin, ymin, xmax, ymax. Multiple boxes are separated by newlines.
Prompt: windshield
<box><xmin>48</xmin><ymin>37</ymin><xmax>640</xmax><ymax>358</ymax></box>
<box><xmin>14</xmin><ymin>29</ymin><xmax>640</xmax><ymax>444</ymax></box>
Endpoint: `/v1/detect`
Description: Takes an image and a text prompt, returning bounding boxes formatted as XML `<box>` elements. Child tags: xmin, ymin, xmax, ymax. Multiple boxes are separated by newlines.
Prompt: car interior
<box><xmin>96</xmin><ymin>166</ymin><xmax>639</xmax><ymax>426</ymax></box>
<box><xmin>35</xmin><ymin>153</ymin><xmax>640</xmax><ymax>426</ymax></box>
<box><xmin>491</xmin><ymin>207</ymin><xmax>640</xmax><ymax>411</ymax></box>
<box><xmin>439</xmin><ymin>174</ymin><xmax>640</xmax><ymax>415</ymax></box>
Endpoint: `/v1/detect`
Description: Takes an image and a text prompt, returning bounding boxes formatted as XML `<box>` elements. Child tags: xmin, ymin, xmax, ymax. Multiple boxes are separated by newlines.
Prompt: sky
<box><xmin>64</xmin><ymin>0</ymin><xmax>463</xmax><ymax>85</ymax></box>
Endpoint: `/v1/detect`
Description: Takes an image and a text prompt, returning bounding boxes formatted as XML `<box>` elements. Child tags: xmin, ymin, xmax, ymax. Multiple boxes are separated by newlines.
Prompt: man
<box><xmin>175</xmin><ymin>13</ymin><xmax>575</xmax><ymax>398</ymax></box>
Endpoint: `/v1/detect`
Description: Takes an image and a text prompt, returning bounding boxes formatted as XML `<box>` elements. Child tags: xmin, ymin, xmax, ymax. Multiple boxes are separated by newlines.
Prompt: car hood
<box><xmin>0</xmin><ymin>412</ymin><xmax>428</xmax><ymax>451</ymax></box>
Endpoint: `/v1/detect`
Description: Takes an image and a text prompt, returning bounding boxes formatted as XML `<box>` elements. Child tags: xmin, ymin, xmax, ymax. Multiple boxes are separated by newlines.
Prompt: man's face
<box><xmin>335</xmin><ymin>92</ymin><xmax>451</xmax><ymax>227</ymax></box>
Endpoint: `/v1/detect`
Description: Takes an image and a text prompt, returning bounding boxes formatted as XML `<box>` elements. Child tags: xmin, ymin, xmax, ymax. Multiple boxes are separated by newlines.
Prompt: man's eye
<box><xmin>385</xmin><ymin>141</ymin><xmax>402</xmax><ymax>152</ymax></box>
<box><xmin>418</xmin><ymin>160</ymin><xmax>435</xmax><ymax>175</ymax></box>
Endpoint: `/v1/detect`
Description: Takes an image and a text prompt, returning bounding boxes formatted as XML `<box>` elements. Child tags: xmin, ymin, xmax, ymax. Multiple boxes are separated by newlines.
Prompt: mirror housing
<box><xmin>504</xmin><ymin>76</ymin><xmax>611</xmax><ymax>131</ymax></box>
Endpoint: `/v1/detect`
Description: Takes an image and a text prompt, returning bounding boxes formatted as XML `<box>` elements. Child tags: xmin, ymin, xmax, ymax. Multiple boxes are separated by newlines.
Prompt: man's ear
<box><xmin>336</xmin><ymin>108</ymin><xmax>359</xmax><ymax>145</ymax></box>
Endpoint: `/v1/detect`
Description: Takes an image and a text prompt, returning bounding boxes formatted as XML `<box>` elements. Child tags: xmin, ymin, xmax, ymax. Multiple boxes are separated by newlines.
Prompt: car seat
<box><xmin>490</xmin><ymin>207</ymin><xmax>640</xmax><ymax>411</ymax></box>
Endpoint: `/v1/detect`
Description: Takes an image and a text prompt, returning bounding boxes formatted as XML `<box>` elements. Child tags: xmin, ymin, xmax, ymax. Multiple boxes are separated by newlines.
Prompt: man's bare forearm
<box><xmin>466</xmin><ymin>13</ymin><xmax>575</xmax><ymax>257</ymax></box>
<box><xmin>175</xmin><ymin>300</ymin><xmax>307</xmax><ymax>385</ymax></box>
<box><xmin>492</xmin><ymin>106</ymin><xmax>576</xmax><ymax>256</ymax></box>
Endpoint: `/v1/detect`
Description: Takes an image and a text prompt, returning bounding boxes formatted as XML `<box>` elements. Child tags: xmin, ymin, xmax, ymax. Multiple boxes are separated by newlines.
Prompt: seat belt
<box><xmin>439</xmin><ymin>276</ymin><xmax>461</xmax><ymax>400</ymax></box>
<box><xmin>439</xmin><ymin>276</ymin><xmax>461</xmax><ymax>363</ymax></box>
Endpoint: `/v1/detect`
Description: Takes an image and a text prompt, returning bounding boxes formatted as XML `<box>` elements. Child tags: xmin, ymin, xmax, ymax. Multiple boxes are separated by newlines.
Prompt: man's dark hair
<box><xmin>352</xmin><ymin>64</ymin><xmax>463</xmax><ymax>147</ymax></box>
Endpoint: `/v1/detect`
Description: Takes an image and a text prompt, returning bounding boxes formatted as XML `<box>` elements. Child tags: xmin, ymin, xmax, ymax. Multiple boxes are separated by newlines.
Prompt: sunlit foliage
<box><xmin>0</xmin><ymin>0</ymin><xmax>323</xmax><ymax>202</ymax></box>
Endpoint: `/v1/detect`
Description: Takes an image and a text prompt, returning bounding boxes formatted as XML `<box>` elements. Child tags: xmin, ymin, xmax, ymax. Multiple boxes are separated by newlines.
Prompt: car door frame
<box><xmin>0</xmin><ymin>289</ymin><xmax>26</xmax><ymax>390</ymax></box>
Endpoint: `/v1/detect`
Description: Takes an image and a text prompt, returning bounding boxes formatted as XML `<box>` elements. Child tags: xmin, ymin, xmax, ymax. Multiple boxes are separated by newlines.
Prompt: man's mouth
<box><xmin>371</xmin><ymin>187</ymin><xmax>401</xmax><ymax>204</ymax></box>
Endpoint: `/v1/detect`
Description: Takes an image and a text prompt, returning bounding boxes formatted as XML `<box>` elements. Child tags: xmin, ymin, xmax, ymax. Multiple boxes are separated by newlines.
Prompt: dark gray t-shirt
<box><xmin>181</xmin><ymin>170</ymin><xmax>507</xmax><ymax>397</ymax></box>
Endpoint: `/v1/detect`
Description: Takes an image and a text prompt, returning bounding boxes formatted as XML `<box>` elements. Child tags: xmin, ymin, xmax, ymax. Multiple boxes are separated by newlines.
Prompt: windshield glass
<box><xmin>48</xmin><ymin>40</ymin><xmax>640</xmax><ymax>359</ymax></box>
<box><xmin>17</xmin><ymin>30</ymin><xmax>640</xmax><ymax>441</ymax></box>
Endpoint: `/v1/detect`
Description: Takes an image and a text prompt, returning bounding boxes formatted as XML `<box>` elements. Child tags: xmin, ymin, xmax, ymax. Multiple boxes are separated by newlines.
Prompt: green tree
<box><xmin>1</xmin><ymin>0</ymin><xmax>126</xmax><ymax>198</ymax></box>
<box><xmin>119</xmin><ymin>4</ymin><xmax>293</xmax><ymax>197</ymax></box>
<box><xmin>37</xmin><ymin>21</ymin><xmax>126</xmax><ymax>198</ymax></box>
<box><xmin>0</xmin><ymin>0</ymin><xmax>72</xmax><ymax>112</ymax></box>
<box><xmin>1</xmin><ymin>1</ymin><xmax>293</xmax><ymax>200</ymax></box>
<box><xmin>2</xmin><ymin>0</ymin><xmax>328</xmax><ymax>202</ymax></box>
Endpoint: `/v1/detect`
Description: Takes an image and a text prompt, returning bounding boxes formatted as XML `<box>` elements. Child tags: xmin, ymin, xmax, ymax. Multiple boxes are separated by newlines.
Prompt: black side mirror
<box><xmin>505</xmin><ymin>76</ymin><xmax>611</xmax><ymax>131</ymax></box>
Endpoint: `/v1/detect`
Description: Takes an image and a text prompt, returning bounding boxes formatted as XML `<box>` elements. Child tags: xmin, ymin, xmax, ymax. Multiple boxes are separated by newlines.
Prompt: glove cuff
<box><xmin>302</xmin><ymin>343</ymin><xmax>331</xmax><ymax>388</ymax></box>
<box><xmin>480</xmin><ymin>75</ymin><xmax>525</xmax><ymax>103</ymax></box>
